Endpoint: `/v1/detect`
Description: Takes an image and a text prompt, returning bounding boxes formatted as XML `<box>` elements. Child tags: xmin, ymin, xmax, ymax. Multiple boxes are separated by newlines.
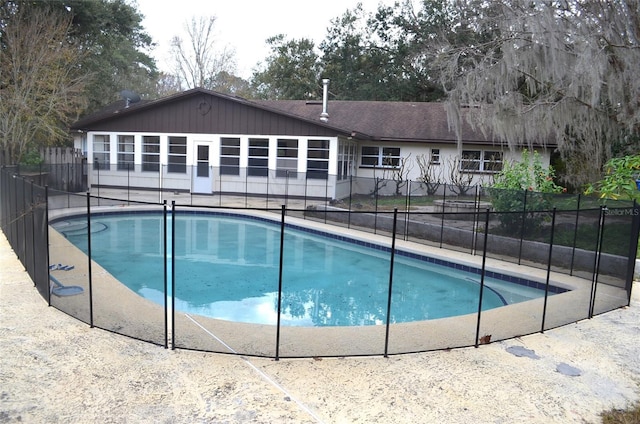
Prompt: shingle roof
<box><xmin>71</xmin><ymin>99</ymin><xmax>153</xmax><ymax>129</ymax></box>
<box><xmin>71</xmin><ymin>88</ymin><xmax>554</xmax><ymax>147</ymax></box>
<box><xmin>252</xmin><ymin>99</ymin><xmax>495</xmax><ymax>144</ymax></box>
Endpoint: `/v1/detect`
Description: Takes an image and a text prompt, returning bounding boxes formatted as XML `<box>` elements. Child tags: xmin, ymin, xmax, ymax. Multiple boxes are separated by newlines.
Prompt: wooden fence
<box><xmin>1</xmin><ymin>147</ymin><xmax>87</xmax><ymax>192</ymax></box>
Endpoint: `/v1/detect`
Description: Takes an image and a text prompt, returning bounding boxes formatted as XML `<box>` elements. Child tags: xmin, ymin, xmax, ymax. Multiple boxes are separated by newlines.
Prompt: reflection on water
<box><xmin>53</xmin><ymin>212</ymin><xmax>547</xmax><ymax>327</ymax></box>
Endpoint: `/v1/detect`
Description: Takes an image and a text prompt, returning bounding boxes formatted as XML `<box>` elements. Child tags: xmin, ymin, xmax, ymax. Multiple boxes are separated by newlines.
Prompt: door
<box><xmin>193</xmin><ymin>143</ymin><xmax>213</xmax><ymax>194</ymax></box>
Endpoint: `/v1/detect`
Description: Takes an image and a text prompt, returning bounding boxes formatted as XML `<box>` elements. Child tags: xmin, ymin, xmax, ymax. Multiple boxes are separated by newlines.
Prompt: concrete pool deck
<box><xmin>3</xmin><ymin>218</ymin><xmax>640</xmax><ymax>422</ymax></box>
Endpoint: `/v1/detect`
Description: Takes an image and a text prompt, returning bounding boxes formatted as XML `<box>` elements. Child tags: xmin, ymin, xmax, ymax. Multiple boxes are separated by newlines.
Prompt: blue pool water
<box><xmin>52</xmin><ymin>211</ymin><xmax>555</xmax><ymax>327</ymax></box>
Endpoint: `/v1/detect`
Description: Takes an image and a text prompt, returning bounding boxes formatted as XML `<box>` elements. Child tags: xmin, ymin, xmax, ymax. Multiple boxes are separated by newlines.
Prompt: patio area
<box><xmin>2</xmin><ymin>230</ymin><xmax>639</xmax><ymax>423</ymax></box>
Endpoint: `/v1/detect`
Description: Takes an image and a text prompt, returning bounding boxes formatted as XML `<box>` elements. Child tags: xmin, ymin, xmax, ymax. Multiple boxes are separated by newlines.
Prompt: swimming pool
<box><xmin>51</xmin><ymin>211</ymin><xmax>562</xmax><ymax>327</ymax></box>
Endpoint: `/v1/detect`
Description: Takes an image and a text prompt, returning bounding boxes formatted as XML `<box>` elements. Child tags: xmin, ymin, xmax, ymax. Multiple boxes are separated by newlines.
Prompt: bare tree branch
<box><xmin>0</xmin><ymin>5</ymin><xmax>87</xmax><ymax>162</ymax></box>
<box><xmin>170</xmin><ymin>16</ymin><xmax>237</xmax><ymax>90</ymax></box>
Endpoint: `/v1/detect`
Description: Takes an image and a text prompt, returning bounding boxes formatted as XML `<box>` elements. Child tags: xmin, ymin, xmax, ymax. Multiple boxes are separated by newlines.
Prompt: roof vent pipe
<box><xmin>320</xmin><ymin>79</ymin><xmax>329</xmax><ymax>122</ymax></box>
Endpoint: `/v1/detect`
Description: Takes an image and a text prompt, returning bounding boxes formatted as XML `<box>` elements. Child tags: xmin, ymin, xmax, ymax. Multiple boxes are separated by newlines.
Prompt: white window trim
<box><xmin>430</xmin><ymin>148</ymin><xmax>441</xmax><ymax>165</ymax></box>
<box><xmin>276</xmin><ymin>138</ymin><xmax>298</xmax><ymax>178</ymax></box>
<box><xmin>360</xmin><ymin>146</ymin><xmax>401</xmax><ymax>169</ymax></box>
<box><xmin>142</xmin><ymin>135</ymin><xmax>160</xmax><ymax>172</ymax></box>
<box><xmin>306</xmin><ymin>138</ymin><xmax>330</xmax><ymax>179</ymax></box>
<box><xmin>460</xmin><ymin>149</ymin><xmax>504</xmax><ymax>173</ymax></box>
<box><xmin>92</xmin><ymin>134</ymin><xmax>110</xmax><ymax>170</ymax></box>
<box><xmin>117</xmin><ymin>134</ymin><xmax>135</xmax><ymax>171</ymax></box>
<box><xmin>247</xmin><ymin>137</ymin><xmax>269</xmax><ymax>177</ymax></box>
<box><xmin>220</xmin><ymin>137</ymin><xmax>241</xmax><ymax>176</ymax></box>
<box><xmin>167</xmin><ymin>136</ymin><xmax>187</xmax><ymax>174</ymax></box>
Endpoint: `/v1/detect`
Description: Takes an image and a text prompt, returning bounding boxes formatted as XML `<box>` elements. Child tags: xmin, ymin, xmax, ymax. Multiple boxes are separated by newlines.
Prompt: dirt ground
<box><xmin>1</xmin><ymin>230</ymin><xmax>640</xmax><ymax>424</ymax></box>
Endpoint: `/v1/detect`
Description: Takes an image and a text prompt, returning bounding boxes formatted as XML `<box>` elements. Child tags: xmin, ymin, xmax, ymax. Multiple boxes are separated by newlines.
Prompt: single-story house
<box><xmin>70</xmin><ymin>86</ymin><xmax>554</xmax><ymax>200</ymax></box>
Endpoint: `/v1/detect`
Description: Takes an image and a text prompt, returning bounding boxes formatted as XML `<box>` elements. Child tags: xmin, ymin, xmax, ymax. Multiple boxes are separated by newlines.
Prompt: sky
<box><xmin>135</xmin><ymin>0</ymin><xmax>395</xmax><ymax>80</ymax></box>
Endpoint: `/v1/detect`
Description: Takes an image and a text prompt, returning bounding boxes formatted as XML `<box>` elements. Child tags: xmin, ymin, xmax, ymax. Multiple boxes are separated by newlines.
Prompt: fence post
<box><xmin>30</xmin><ymin>180</ymin><xmax>36</xmax><ymax>282</ymax></box>
<box><xmin>541</xmin><ymin>208</ymin><xmax>557</xmax><ymax>333</ymax></box>
<box><xmin>324</xmin><ymin>175</ymin><xmax>328</xmax><ymax>224</ymax></box>
<box><xmin>439</xmin><ymin>184</ymin><xmax>446</xmax><ymax>248</ymax></box>
<box><xmin>96</xmin><ymin>161</ymin><xmax>100</xmax><ymax>201</ymax></box>
<box><xmin>569</xmin><ymin>194</ymin><xmax>582</xmax><ymax>276</ymax></box>
<box><xmin>588</xmin><ymin>205</ymin><xmax>606</xmax><ymax>318</ymax></box>
<box><xmin>474</xmin><ymin>209</ymin><xmax>491</xmax><ymax>348</ymax></box>
<box><xmin>86</xmin><ymin>192</ymin><xmax>94</xmax><ymax>328</ymax></box>
<box><xmin>163</xmin><ymin>200</ymin><xmax>168</xmax><ymax>349</ymax></box>
<box><xmin>384</xmin><ymin>208</ymin><xmax>398</xmax><ymax>358</ymax></box>
<box><xmin>625</xmin><ymin>200</ymin><xmax>640</xmax><ymax>304</ymax></box>
<box><xmin>518</xmin><ymin>189</ymin><xmax>527</xmax><ymax>265</ymax></box>
<box><xmin>404</xmin><ymin>180</ymin><xmax>411</xmax><ymax>241</ymax></box>
<box><xmin>45</xmin><ymin>185</ymin><xmax>51</xmax><ymax>306</ymax></box>
<box><xmin>303</xmin><ymin>173</ymin><xmax>308</xmax><ymax>213</ymax></box>
<box><xmin>285</xmin><ymin>170</ymin><xmax>289</xmax><ymax>209</ymax></box>
<box><xmin>275</xmin><ymin>205</ymin><xmax>286</xmax><ymax>361</ymax></box>
<box><xmin>244</xmin><ymin>168</ymin><xmax>248</xmax><ymax>208</ymax></box>
<box><xmin>472</xmin><ymin>185</ymin><xmax>479</xmax><ymax>255</ymax></box>
<box><xmin>21</xmin><ymin>176</ymin><xmax>27</xmax><ymax>263</ymax></box>
<box><xmin>374</xmin><ymin>177</ymin><xmax>379</xmax><ymax>234</ymax></box>
<box><xmin>171</xmin><ymin>201</ymin><xmax>176</xmax><ymax>349</ymax></box>
<box><xmin>158</xmin><ymin>165</ymin><xmax>162</xmax><ymax>204</ymax></box>
<box><xmin>266</xmin><ymin>169</ymin><xmax>270</xmax><ymax>209</ymax></box>
<box><xmin>348</xmin><ymin>174</ymin><xmax>353</xmax><ymax>229</ymax></box>
<box><xmin>11</xmin><ymin>172</ymin><xmax>18</xmax><ymax>257</ymax></box>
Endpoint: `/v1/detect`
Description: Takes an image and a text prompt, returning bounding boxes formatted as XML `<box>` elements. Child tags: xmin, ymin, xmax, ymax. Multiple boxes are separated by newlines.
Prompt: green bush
<box><xmin>488</xmin><ymin>150</ymin><xmax>565</xmax><ymax>235</ymax></box>
<box><xmin>19</xmin><ymin>149</ymin><xmax>44</xmax><ymax>166</ymax></box>
<box><xmin>585</xmin><ymin>154</ymin><xmax>640</xmax><ymax>202</ymax></box>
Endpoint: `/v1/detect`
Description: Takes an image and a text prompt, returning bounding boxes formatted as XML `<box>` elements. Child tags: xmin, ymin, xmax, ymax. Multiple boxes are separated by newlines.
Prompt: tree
<box><xmin>365</xmin><ymin>0</ymin><xmax>456</xmax><ymax>101</ymax></box>
<box><xmin>390</xmin><ymin>155</ymin><xmax>413</xmax><ymax>196</ymax></box>
<box><xmin>0</xmin><ymin>3</ymin><xmax>87</xmax><ymax>162</ymax></box>
<box><xmin>209</xmin><ymin>70</ymin><xmax>253</xmax><ymax>98</ymax></box>
<box><xmin>320</xmin><ymin>5</ymin><xmax>382</xmax><ymax>100</ymax></box>
<box><xmin>155</xmin><ymin>72</ymin><xmax>182</xmax><ymax>98</ymax></box>
<box><xmin>251</xmin><ymin>35</ymin><xmax>321</xmax><ymax>100</ymax></box>
<box><xmin>447</xmin><ymin>156</ymin><xmax>474</xmax><ymax>196</ymax></box>
<box><xmin>43</xmin><ymin>0</ymin><xmax>159</xmax><ymax>112</ymax></box>
<box><xmin>171</xmin><ymin>15</ymin><xmax>236</xmax><ymax>90</ymax></box>
<box><xmin>416</xmin><ymin>154</ymin><xmax>444</xmax><ymax>196</ymax></box>
<box><xmin>439</xmin><ymin>0</ymin><xmax>640</xmax><ymax>188</ymax></box>
<box><xmin>318</xmin><ymin>1</ymin><xmax>453</xmax><ymax>101</ymax></box>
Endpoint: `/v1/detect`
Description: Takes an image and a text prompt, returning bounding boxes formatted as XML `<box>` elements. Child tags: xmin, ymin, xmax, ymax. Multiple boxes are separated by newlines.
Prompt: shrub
<box><xmin>19</xmin><ymin>148</ymin><xmax>44</xmax><ymax>166</ymax></box>
<box><xmin>487</xmin><ymin>150</ymin><xmax>565</xmax><ymax>234</ymax></box>
<box><xmin>585</xmin><ymin>154</ymin><xmax>640</xmax><ymax>202</ymax></box>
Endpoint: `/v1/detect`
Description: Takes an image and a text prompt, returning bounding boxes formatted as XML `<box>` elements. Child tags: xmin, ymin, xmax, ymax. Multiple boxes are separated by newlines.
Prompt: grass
<box><xmin>339</xmin><ymin>194</ymin><xmax>437</xmax><ymax>211</ymax></box>
<box><xmin>552</xmin><ymin>222</ymin><xmax>637</xmax><ymax>257</ymax></box>
<box><xmin>601</xmin><ymin>402</ymin><xmax>640</xmax><ymax>423</ymax></box>
<box><xmin>333</xmin><ymin>194</ymin><xmax>640</xmax><ymax>257</ymax></box>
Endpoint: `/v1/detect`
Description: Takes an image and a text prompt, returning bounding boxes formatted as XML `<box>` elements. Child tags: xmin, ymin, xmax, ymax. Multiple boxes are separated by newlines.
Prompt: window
<box><xmin>93</xmin><ymin>134</ymin><xmax>110</xmax><ymax>170</ymax></box>
<box><xmin>167</xmin><ymin>136</ymin><xmax>187</xmax><ymax>173</ymax></box>
<box><xmin>220</xmin><ymin>137</ymin><xmax>240</xmax><ymax>176</ymax></box>
<box><xmin>117</xmin><ymin>135</ymin><xmax>134</xmax><ymax>170</ymax></box>
<box><xmin>248</xmin><ymin>138</ymin><xmax>269</xmax><ymax>177</ymax></box>
<box><xmin>430</xmin><ymin>148</ymin><xmax>440</xmax><ymax>165</ymax></box>
<box><xmin>196</xmin><ymin>145</ymin><xmax>209</xmax><ymax>177</ymax></box>
<box><xmin>483</xmin><ymin>151</ymin><xmax>503</xmax><ymax>172</ymax></box>
<box><xmin>338</xmin><ymin>141</ymin><xmax>357</xmax><ymax>180</ymax></box>
<box><xmin>142</xmin><ymin>136</ymin><xmax>160</xmax><ymax>172</ymax></box>
<box><xmin>306</xmin><ymin>139</ymin><xmax>329</xmax><ymax>180</ymax></box>
<box><xmin>360</xmin><ymin>146</ymin><xmax>401</xmax><ymax>168</ymax></box>
<box><xmin>461</xmin><ymin>150</ymin><xmax>503</xmax><ymax>173</ymax></box>
<box><xmin>276</xmin><ymin>138</ymin><xmax>298</xmax><ymax>178</ymax></box>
